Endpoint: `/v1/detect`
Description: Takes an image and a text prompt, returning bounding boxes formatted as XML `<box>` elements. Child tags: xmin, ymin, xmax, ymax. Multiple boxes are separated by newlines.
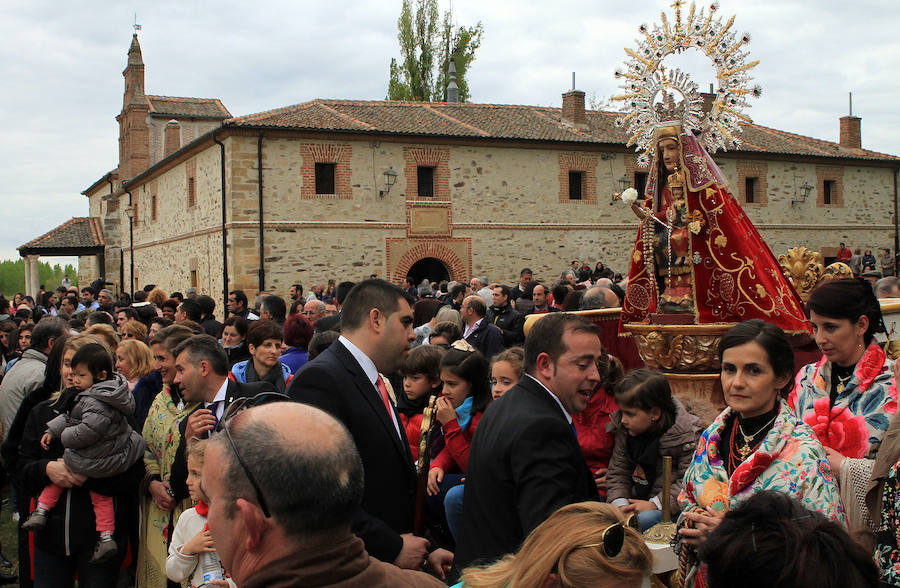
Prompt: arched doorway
<box><xmin>407</xmin><ymin>257</ymin><xmax>450</xmax><ymax>286</ymax></box>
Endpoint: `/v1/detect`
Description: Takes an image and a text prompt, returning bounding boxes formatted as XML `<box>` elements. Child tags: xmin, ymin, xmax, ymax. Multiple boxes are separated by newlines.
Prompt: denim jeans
<box><xmin>637</xmin><ymin>508</ymin><xmax>664</xmax><ymax>531</ymax></box>
<box><xmin>444</xmin><ymin>483</ymin><xmax>465</xmax><ymax>541</ymax></box>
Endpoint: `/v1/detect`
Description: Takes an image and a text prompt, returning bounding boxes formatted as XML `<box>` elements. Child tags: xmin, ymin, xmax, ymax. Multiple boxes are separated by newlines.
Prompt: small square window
<box><xmin>569</xmin><ymin>171</ymin><xmax>584</xmax><ymax>200</ymax></box>
<box><xmin>417</xmin><ymin>166</ymin><xmax>435</xmax><ymax>197</ymax></box>
<box><xmin>634</xmin><ymin>172</ymin><xmax>648</xmax><ymax>197</ymax></box>
<box><xmin>745</xmin><ymin>177</ymin><xmax>757</xmax><ymax>203</ymax></box>
<box><xmin>823</xmin><ymin>180</ymin><xmax>835</xmax><ymax>205</ymax></box>
<box><xmin>315</xmin><ymin>163</ymin><xmax>336</xmax><ymax>195</ymax></box>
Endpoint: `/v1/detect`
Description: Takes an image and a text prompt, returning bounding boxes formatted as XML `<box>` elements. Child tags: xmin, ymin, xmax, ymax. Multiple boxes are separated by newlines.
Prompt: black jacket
<box><xmin>18</xmin><ymin>388</ymin><xmax>144</xmax><ymax>557</ymax></box>
<box><xmin>464</xmin><ymin>319</ymin><xmax>504</xmax><ymax>360</ymax></box>
<box><xmin>287</xmin><ymin>340</ymin><xmax>416</xmax><ymax>563</ymax></box>
<box><xmin>487</xmin><ymin>304</ymin><xmax>524</xmax><ymax>347</ymax></box>
<box><xmin>169</xmin><ymin>378</ymin><xmax>277</xmax><ymax>501</ymax></box>
<box><xmin>456</xmin><ymin>376</ymin><xmax>598</xmax><ymax>569</ymax></box>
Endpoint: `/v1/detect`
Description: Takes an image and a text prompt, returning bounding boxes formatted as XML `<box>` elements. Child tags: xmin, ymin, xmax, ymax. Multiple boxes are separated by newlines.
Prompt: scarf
<box><xmin>246</xmin><ymin>360</ymin><xmax>286</xmax><ymax>394</ymax></box>
<box><xmin>455</xmin><ymin>396</ymin><xmax>474</xmax><ymax>432</ymax></box>
<box><xmin>624</xmin><ymin>430</ymin><xmax>662</xmax><ymax>500</ymax></box>
<box><xmin>395</xmin><ymin>388</ymin><xmax>433</xmax><ymax>419</ymax></box>
<box><xmin>195</xmin><ymin>500</ymin><xmax>209</xmax><ymax>517</ymax></box>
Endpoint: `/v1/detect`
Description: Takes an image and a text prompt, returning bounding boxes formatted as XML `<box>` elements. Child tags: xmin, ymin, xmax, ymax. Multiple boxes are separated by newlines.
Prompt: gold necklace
<box><xmin>736</xmin><ymin>413</ymin><xmax>778</xmax><ymax>460</ymax></box>
<box><xmin>835</xmin><ymin>372</ymin><xmax>853</xmax><ymax>395</ymax></box>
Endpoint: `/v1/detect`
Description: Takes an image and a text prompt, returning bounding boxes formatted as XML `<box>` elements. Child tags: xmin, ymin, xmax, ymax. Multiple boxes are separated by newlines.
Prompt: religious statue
<box><xmin>612</xmin><ymin>1</ymin><xmax>809</xmax><ymax>334</ymax></box>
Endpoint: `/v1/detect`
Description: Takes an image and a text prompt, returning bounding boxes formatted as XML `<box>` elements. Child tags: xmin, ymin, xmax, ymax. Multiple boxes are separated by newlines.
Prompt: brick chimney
<box><xmin>164</xmin><ymin>120</ymin><xmax>181</xmax><ymax>157</ymax></box>
<box><xmin>562</xmin><ymin>89</ymin><xmax>586</xmax><ymax>125</ymax></box>
<box><xmin>840</xmin><ymin>115</ymin><xmax>861</xmax><ymax>149</ymax></box>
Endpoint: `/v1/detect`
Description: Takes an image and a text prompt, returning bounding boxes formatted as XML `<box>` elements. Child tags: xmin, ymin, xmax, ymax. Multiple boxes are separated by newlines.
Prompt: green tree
<box><xmin>0</xmin><ymin>259</ymin><xmax>77</xmax><ymax>301</ymax></box>
<box><xmin>387</xmin><ymin>0</ymin><xmax>483</xmax><ymax>102</ymax></box>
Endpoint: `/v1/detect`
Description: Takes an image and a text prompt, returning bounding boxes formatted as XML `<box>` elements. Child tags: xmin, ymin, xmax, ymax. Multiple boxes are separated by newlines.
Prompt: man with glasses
<box><xmin>288</xmin><ymin>279</ymin><xmax>447</xmax><ymax>573</ymax></box>
<box><xmin>201</xmin><ymin>401</ymin><xmax>446</xmax><ymax>587</ymax></box>
<box><xmin>455</xmin><ymin>313</ymin><xmax>603</xmax><ymax>569</ymax></box>
<box><xmin>167</xmin><ymin>334</ymin><xmax>276</xmax><ymax>501</ymax></box>
<box><xmin>300</xmin><ymin>299</ymin><xmax>326</xmax><ymax>330</ymax></box>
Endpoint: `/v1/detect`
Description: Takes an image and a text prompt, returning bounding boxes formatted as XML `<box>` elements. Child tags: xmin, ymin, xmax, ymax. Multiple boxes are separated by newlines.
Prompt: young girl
<box><xmin>166</xmin><ymin>439</ymin><xmax>235</xmax><ymax>587</ymax></box>
<box><xmin>427</xmin><ymin>341</ymin><xmax>492</xmax><ymax>497</ymax></box>
<box><xmin>22</xmin><ymin>342</ymin><xmax>146</xmax><ymax>563</ymax></box>
<box><xmin>489</xmin><ymin>346</ymin><xmax>524</xmax><ymax>400</ymax></box>
<box><xmin>606</xmin><ymin>369</ymin><xmax>701</xmax><ymax>530</ymax></box>
<box><xmin>398</xmin><ymin>344</ymin><xmax>446</xmax><ymax>460</ymax></box>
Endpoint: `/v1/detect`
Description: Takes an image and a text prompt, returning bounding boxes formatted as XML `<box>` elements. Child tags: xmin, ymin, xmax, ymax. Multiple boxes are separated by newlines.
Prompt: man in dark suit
<box><xmin>287</xmin><ymin>279</ymin><xmax>451</xmax><ymax>573</ymax></box>
<box><xmin>462</xmin><ymin>295</ymin><xmax>504</xmax><ymax>359</ymax></box>
<box><xmin>169</xmin><ymin>334</ymin><xmax>277</xmax><ymax>501</ymax></box>
<box><xmin>455</xmin><ymin>313</ymin><xmax>603</xmax><ymax>569</ymax></box>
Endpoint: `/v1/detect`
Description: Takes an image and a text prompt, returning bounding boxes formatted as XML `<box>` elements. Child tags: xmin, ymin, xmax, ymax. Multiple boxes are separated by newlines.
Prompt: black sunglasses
<box><xmin>579</xmin><ymin>514</ymin><xmax>641</xmax><ymax>557</ymax></box>
<box><xmin>219</xmin><ymin>392</ymin><xmax>291</xmax><ymax>518</ymax></box>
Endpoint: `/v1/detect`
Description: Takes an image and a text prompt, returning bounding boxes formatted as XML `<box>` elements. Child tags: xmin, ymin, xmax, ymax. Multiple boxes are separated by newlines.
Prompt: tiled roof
<box><xmin>226</xmin><ymin>99</ymin><xmax>899</xmax><ymax>162</ymax></box>
<box><xmin>147</xmin><ymin>95</ymin><xmax>230</xmax><ymax>119</ymax></box>
<box><xmin>19</xmin><ymin>217</ymin><xmax>104</xmax><ymax>251</ymax></box>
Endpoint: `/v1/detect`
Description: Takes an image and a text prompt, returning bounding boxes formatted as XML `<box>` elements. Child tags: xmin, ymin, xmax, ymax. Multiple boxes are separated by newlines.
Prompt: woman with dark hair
<box><xmin>790</xmin><ymin>279</ymin><xmax>896</xmax><ymax>461</ymax></box>
<box><xmin>676</xmin><ymin>319</ymin><xmax>843</xmax><ymax>587</ymax></box>
<box><xmin>863</xmin><ymin>249</ymin><xmax>878</xmax><ymax>273</ymax></box>
<box><xmin>699</xmin><ymin>491</ymin><xmax>878</xmax><ymax>588</ymax></box>
<box><xmin>219</xmin><ymin>315</ymin><xmax>250</xmax><ymax>367</ymax></box>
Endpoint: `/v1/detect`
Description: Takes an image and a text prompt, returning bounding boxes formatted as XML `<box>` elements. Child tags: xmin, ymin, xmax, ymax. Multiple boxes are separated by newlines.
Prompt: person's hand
<box><xmin>824</xmin><ymin>446</ymin><xmax>845</xmax><ymax>482</ymax></box>
<box><xmin>45</xmin><ymin>459</ymin><xmax>83</xmax><ymax>488</ymax></box>
<box><xmin>427</xmin><ymin>467</ymin><xmax>444</xmax><ymax>496</ymax></box>
<box><xmin>622</xmin><ymin>499</ymin><xmax>657</xmax><ymax>514</ymax></box>
<box><xmin>678</xmin><ymin>507</ymin><xmax>726</xmax><ymax>546</ymax></box>
<box><xmin>40</xmin><ymin>432</ymin><xmax>52</xmax><ymax>450</ymax></box>
<box><xmin>593</xmin><ymin>467</ymin><xmax>608</xmax><ymax>492</ymax></box>
<box><xmin>393</xmin><ymin>533</ymin><xmax>430</xmax><ymax>570</ymax></box>
<box><xmin>149</xmin><ymin>480</ymin><xmax>175</xmax><ymax>511</ymax></box>
<box><xmin>426</xmin><ymin>548</ymin><xmax>454</xmax><ymax>580</ymax></box>
<box><xmin>435</xmin><ymin>396</ymin><xmax>456</xmax><ymax>425</ymax></box>
<box><xmin>182</xmin><ymin>528</ymin><xmax>215</xmax><ymax>555</ymax></box>
<box><xmin>185</xmin><ymin>408</ymin><xmax>215</xmax><ymax>440</ymax></box>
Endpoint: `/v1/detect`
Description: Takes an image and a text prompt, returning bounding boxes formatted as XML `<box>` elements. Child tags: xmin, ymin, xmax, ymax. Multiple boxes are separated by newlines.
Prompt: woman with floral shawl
<box><xmin>677</xmin><ymin>320</ymin><xmax>843</xmax><ymax>588</ymax></box>
<box><xmin>135</xmin><ymin>327</ymin><xmax>198</xmax><ymax>588</ymax></box>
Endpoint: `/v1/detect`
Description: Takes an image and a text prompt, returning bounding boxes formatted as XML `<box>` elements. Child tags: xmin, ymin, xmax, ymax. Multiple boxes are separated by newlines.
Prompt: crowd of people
<box><xmin>0</xmin><ymin>267</ymin><xmax>896</xmax><ymax>586</ymax></box>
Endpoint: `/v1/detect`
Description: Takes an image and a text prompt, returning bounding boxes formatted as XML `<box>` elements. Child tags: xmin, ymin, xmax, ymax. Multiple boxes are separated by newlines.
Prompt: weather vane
<box><xmin>133</xmin><ymin>13</ymin><xmax>142</xmax><ymax>33</ymax></box>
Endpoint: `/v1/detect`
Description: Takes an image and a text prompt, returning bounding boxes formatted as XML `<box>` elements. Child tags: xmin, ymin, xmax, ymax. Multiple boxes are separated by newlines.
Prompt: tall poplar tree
<box><xmin>387</xmin><ymin>0</ymin><xmax>483</xmax><ymax>102</ymax></box>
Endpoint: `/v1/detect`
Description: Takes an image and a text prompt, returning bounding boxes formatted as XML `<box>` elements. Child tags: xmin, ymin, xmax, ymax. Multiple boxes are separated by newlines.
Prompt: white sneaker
<box><xmin>11</xmin><ymin>513</ymin><xmax>18</xmax><ymax>523</ymax></box>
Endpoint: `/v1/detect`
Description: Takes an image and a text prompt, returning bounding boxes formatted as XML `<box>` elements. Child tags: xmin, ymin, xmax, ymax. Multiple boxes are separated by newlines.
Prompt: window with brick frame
<box><xmin>823</xmin><ymin>180</ymin><xmax>835</xmax><ymax>205</ymax></box>
<box><xmin>417</xmin><ymin>166</ymin><xmax>435</xmax><ymax>197</ymax></box>
<box><xmin>569</xmin><ymin>171</ymin><xmax>584</xmax><ymax>200</ymax></box>
<box><xmin>315</xmin><ymin>163</ymin><xmax>336</xmax><ymax>195</ymax></box>
<box><xmin>745</xmin><ymin>177</ymin><xmax>758</xmax><ymax>204</ymax></box>
<box><xmin>634</xmin><ymin>172</ymin><xmax>648</xmax><ymax>197</ymax></box>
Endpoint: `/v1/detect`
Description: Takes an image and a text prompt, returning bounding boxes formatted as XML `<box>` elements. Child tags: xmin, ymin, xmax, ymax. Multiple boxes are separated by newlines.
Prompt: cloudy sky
<box><xmin>2</xmin><ymin>0</ymin><xmax>898</xmax><ymax>266</ymax></box>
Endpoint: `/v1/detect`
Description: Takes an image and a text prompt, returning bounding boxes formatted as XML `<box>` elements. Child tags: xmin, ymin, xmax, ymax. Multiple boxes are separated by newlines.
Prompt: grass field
<box><xmin>0</xmin><ymin>490</ymin><xmax>19</xmax><ymax>588</ymax></box>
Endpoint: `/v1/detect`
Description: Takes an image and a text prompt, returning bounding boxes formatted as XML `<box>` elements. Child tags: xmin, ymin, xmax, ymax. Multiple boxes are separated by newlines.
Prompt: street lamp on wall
<box><xmin>792</xmin><ymin>181</ymin><xmax>814</xmax><ymax>207</ymax></box>
<box><xmin>379</xmin><ymin>167</ymin><xmax>398</xmax><ymax>198</ymax></box>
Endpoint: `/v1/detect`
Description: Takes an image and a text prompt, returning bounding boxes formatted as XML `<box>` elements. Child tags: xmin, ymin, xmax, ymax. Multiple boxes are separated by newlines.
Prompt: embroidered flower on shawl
<box><xmin>694</xmin><ymin>436</ymin><xmax>707</xmax><ymax>463</ymax></box>
<box><xmin>804</xmin><ymin>397</ymin><xmax>869</xmax><ymax>458</ymax></box>
<box><xmin>817</xmin><ymin>459</ymin><xmax>835</xmax><ymax>484</ymax></box>
<box><xmin>789</xmin><ymin>481</ymin><xmax>798</xmax><ymax>493</ymax></box>
<box><xmin>699</xmin><ymin>479</ymin><xmax>729</xmax><ymax>512</ymax></box>
<box><xmin>856</xmin><ymin>343</ymin><xmax>888</xmax><ymax>393</ymax></box>
<box><xmin>706</xmin><ymin>434</ymin><xmax>722</xmax><ymax>466</ymax></box>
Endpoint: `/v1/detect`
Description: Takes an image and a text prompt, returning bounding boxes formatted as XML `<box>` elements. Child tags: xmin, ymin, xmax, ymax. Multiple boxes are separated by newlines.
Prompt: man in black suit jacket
<box><xmin>287</xmin><ymin>279</ymin><xmax>451</xmax><ymax>573</ymax></box>
<box><xmin>169</xmin><ymin>334</ymin><xmax>277</xmax><ymax>501</ymax></box>
<box><xmin>456</xmin><ymin>313</ymin><xmax>603</xmax><ymax>569</ymax></box>
<box><xmin>462</xmin><ymin>295</ymin><xmax>504</xmax><ymax>359</ymax></box>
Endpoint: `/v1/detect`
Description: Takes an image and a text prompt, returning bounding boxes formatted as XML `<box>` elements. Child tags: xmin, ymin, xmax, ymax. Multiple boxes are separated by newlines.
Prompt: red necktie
<box><xmin>376</xmin><ymin>375</ymin><xmax>394</xmax><ymax>418</ymax></box>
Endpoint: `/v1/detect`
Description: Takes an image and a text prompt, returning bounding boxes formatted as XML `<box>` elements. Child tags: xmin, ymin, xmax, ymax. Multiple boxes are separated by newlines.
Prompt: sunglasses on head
<box><xmin>219</xmin><ymin>392</ymin><xmax>291</xmax><ymax>518</ymax></box>
<box><xmin>579</xmin><ymin>514</ymin><xmax>641</xmax><ymax>558</ymax></box>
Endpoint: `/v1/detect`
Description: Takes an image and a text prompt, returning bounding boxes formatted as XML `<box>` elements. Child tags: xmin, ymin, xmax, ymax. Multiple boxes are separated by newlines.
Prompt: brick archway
<box><xmin>388</xmin><ymin>239</ymin><xmax>471</xmax><ymax>285</ymax></box>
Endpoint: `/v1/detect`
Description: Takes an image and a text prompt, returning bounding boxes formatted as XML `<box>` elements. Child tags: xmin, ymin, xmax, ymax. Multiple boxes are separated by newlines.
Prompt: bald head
<box><xmin>211</xmin><ymin>402</ymin><xmax>363</xmax><ymax>537</ymax></box>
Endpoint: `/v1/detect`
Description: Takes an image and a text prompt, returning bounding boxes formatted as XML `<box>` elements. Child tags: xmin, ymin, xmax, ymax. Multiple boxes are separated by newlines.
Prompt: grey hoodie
<box><xmin>46</xmin><ymin>372</ymin><xmax>146</xmax><ymax>478</ymax></box>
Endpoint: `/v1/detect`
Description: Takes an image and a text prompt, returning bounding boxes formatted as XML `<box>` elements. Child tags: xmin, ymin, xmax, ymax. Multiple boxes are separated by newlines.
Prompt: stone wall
<box><xmin>106</xmin><ymin>132</ymin><xmax>898</xmax><ymax>310</ymax></box>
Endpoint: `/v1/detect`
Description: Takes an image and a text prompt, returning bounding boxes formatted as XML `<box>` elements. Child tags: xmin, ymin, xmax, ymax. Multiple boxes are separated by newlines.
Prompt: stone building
<box><xmin>21</xmin><ymin>34</ymin><xmax>900</xmax><ymax>310</ymax></box>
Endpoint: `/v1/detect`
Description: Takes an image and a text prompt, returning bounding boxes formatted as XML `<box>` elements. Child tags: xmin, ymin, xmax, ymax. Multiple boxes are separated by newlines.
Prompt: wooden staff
<box><xmin>413</xmin><ymin>394</ymin><xmax>438</xmax><ymax>536</ymax></box>
<box><xmin>661</xmin><ymin>455</ymin><xmax>673</xmax><ymax>522</ymax></box>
